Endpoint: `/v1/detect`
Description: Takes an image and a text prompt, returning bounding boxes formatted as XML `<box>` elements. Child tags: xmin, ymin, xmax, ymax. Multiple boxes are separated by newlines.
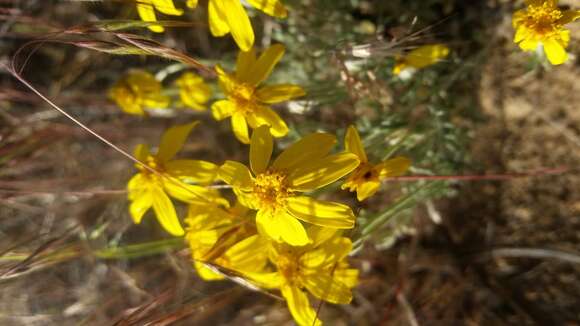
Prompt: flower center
<box><xmin>252</xmin><ymin>171</ymin><xmax>290</xmax><ymax>212</ymax></box>
<box><xmin>277</xmin><ymin>251</ymin><xmax>300</xmax><ymax>282</ymax></box>
<box><xmin>230</xmin><ymin>82</ymin><xmax>256</xmax><ymax>114</ymax></box>
<box><xmin>138</xmin><ymin>155</ymin><xmax>165</xmax><ymax>183</ymax></box>
<box><xmin>525</xmin><ymin>3</ymin><xmax>563</xmax><ymax>36</ymax></box>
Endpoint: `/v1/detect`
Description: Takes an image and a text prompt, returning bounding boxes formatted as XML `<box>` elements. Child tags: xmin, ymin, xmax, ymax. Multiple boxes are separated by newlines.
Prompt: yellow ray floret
<box><xmin>513</xmin><ymin>0</ymin><xmax>580</xmax><ymax>65</ymax></box>
<box><xmin>127</xmin><ymin>121</ymin><xmax>225</xmax><ymax>236</ymax></box>
<box><xmin>341</xmin><ymin>126</ymin><xmax>411</xmax><ymax>201</ymax></box>
<box><xmin>212</xmin><ymin>44</ymin><xmax>305</xmax><ymax>144</ymax></box>
<box><xmin>392</xmin><ymin>44</ymin><xmax>450</xmax><ymax>76</ymax></box>
<box><xmin>187</xmin><ymin>0</ymin><xmax>287</xmax><ymax>51</ymax></box>
<box><xmin>175</xmin><ymin>72</ymin><xmax>212</xmax><ymax>111</ymax></box>
<box><xmin>135</xmin><ymin>0</ymin><xmax>184</xmax><ymax>33</ymax></box>
<box><xmin>239</xmin><ymin>229</ymin><xmax>358</xmax><ymax>326</ymax></box>
<box><xmin>218</xmin><ymin>125</ymin><xmax>359</xmax><ymax>246</ymax></box>
<box><xmin>109</xmin><ymin>70</ymin><xmax>170</xmax><ymax>116</ymax></box>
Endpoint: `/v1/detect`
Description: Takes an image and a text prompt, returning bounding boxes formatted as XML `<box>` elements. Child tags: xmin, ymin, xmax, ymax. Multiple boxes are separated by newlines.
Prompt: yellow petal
<box><xmin>255</xmin><ymin>84</ymin><xmax>306</xmax><ymax>103</ymax></box>
<box><xmin>232</xmin><ymin>112</ymin><xmax>250</xmax><ymax>144</ymax></box>
<box><xmin>245</xmin><ymin>44</ymin><xmax>285</xmax><ymax>86</ymax></box>
<box><xmin>249</xmin><ymin>105</ymin><xmax>289</xmax><ymax>137</ymax></box>
<box><xmin>281</xmin><ymin>285</ymin><xmax>321</xmax><ymax>326</ymax></box>
<box><xmin>300</xmin><ymin>237</ymin><xmax>352</xmax><ymax>269</ymax></box>
<box><xmin>333</xmin><ymin>266</ymin><xmax>359</xmax><ymax>288</ymax></box>
<box><xmin>303</xmin><ymin>274</ymin><xmax>352</xmax><ymax>304</ymax></box>
<box><xmin>222</xmin><ymin>235</ymin><xmax>269</xmax><ymax>272</ymax></box>
<box><xmin>236</xmin><ymin>48</ymin><xmax>257</xmax><ymax>81</ymax></box>
<box><xmin>286</xmin><ymin>196</ymin><xmax>355</xmax><ymax>229</ymax></box>
<box><xmin>405</xmin><ymin>44</ymin><xmax>449</xmax><ymax>69</ymax></box>
<box><xmin>378</xmin><ymin>156</ymin><xmax>411</xmax><ymax>178</ymax></box>
<box><xmin>137</xmin><ymin>2</ymin><xmax>164</xmax><ymax>33</ymax></box>
<box><xmin>133</xmin><ymin>144</ymin><xmax>151</xmax><ymax>162</ymax></box>
<box><xmin>256</xmin><ymin>210</ymin><xmax>309</xmax><ymax>246</ymax></box>
<box><xmin>129</xmin><ymin>187</ymin><xmax>153</xmax><ymax>224</ymax></box>
<box><xmin>195</xmin><ymin>261</ymin><xmax>225</xmax><ymax>281</ymax></box>
<box><xmin>164</xmin><ymin>178</ymin><xmax>217</xmax><ymax>203</ymax></box>
<box><xmin>176</xmin><ymin>72</ymin><xmax>211</xmax><ymax>111</ymax></box>
<box><xmin>247</xmin><ymin>0</ymin><xmax>287</xmax><ymax>18</ymax></box>
<box><xmin>344</xmin><ymin>125</ymin><xmax>367</xmax><ymax>162</ymax></box>
<box><xmin>157</xmin><ymin>121</ymin><xmax>199</xmax><ymax>163</ymax></box>
<box><xmin>271</xmin><ymin>133</ymin><xmax>336</xmax><ymax>171</ymax></box>
<box><xmin>243</xmin><ymin>271</ymin><xmax>282</xmax><ymax>289</ymax></box>
<box><xmin>219</xmin><ymin>161</ymin><xmax>254</xmax><ymax>190</ymax></box>
<box><xmin>220</xmin><ymin>0</ymin><xmax>254</xmax><ymax>51</ymax></box>
<box><xmin>288</xmin><ymin>153</ymin><xmax>360</xmax><ymax>191</ymax></box>
<box><xmin>186</xmin><ymin>0</ymin><xmax>198</xmax><ymax>8</ymax></box>
<box><xmin>152</xmin><ymin>0</ymin><xmax>183</xmax><ymax>15</ymax></box>
<box><xmin>208</xmin><ymin>0</ymin><xmax>230</xmax><ymax>36</ymax></box>
<box><xmin>355</xmin><ymin>181</ymin><xmax>381</xmax><ymax>201</ymax></box>
<box><xmin>250</xmin><ymin>125</ymin><xmax>273</xmax><ymax>175</ymax></box>
<box><xmin>543</xmin><ymin>39</ymin><xmax>568</xmax><ymax>65</ymax></box>
<box><xmin>165</xmin><ymin>160</ymin><xmax>219</xmax><ymax>184</ymax></box>
<box><xmin>211</xmin><ymin>99</ymin><xmax>236</xmax><ymax>120</ymax></box>
<box><xmin>151</xmin><ymin>187</ymin><xmax>184</xmax><ymax>236</ymax></box>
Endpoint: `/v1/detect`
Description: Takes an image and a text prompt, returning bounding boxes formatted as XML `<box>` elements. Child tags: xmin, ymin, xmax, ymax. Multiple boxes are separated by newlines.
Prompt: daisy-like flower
<box><xmin>243</xmin><ymin>229</ymin><xmax>358</xmax><ymax>326</ymax></box>
<box><xmin>392</xmin><ymin>44</ymin><xmax>449</xmax><ymax>76</ymax></box>
<box><xmin>218</xmin><ymin>125</ymin><xmax>359</xmax><ymax>246</ymax></box>
<box><xmin>187</xmin><ymin>0</ymin><xmax>288</xmax><ymax>51</ymax></box>
<box><xmin>175</xmin><ymin>72</ymin><xmax>212</xmax><ymax>111</ymax></box>
<box><xmin>513</xmin><ymin>0</ymin><xmax>580</xmax><ymax>65</ymax></box>
<box><xmin>135</xmin><ymin>0</ymin><xmax>184</xmax><ymax>33</ymax></box>
<box><xmin>109</xmin><ymin>70</ymin><xmax>170</xmax><ymax>116</ymax></box>
<box><xmin>212</xmin><ymin>44</ymin><xmax>305</xmax><ymax>144</ymax></box>
<box><xmin>128</xmin><ymin>121</ymin><xmax>224</xmax><ymax>236</ymax></box>
<box><xmin>341</xmin><ymin>126</ymin><xmax>411</xmax><ymax>201</ymax></box>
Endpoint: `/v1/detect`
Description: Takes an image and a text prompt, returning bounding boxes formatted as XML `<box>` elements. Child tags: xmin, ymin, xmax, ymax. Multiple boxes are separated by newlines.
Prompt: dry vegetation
<box><xmin>1</xmin><ymin>0</ymin><xmax>579</xmax><ymax>325</ymax></box>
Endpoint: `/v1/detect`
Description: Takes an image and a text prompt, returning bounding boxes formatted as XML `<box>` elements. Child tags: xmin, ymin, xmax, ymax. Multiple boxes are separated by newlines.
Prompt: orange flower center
<box><xmin>277</xmin><ymin>251</ymin><xmax>300</xmax><ymax>282</ymax></box>
<box><xmin>343</xmin><ymin>163</ymin><xmax>378</xmax><ymax>191</ymax></box>
<box><xmin>524</xmin><ymin>3</ymin><xmax>563</xmax><ymax>37</ymax></box>
<box><xmin>252</xmin><ymin>171</ymin><xmax>290</xmax><ymax>212</ymax></box>
<box><xmin>230</xmin><ymin>82</ymin><xmax>257</xmax><ymax>114</ymax></box>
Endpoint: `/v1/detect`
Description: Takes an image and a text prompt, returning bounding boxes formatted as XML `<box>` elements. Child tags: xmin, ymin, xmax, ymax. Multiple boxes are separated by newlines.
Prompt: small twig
<box><xmin>488</xmin><ymin>247</ymin><xmax>580</xmax><ymax>265</ymax></box>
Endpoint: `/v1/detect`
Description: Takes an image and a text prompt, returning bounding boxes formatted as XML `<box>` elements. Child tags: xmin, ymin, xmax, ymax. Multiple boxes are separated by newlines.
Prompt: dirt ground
<box><xmin>1</xmin><ymin>1</ymin><xmax>580</xmax><ymax>325</ymax></box>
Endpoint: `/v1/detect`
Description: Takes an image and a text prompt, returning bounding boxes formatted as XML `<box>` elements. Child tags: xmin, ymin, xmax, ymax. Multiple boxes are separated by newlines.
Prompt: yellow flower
<box><xmin>185</xmin><ymin>200</ymin><xmax>256</xmax><ymax>280</ymax></box>
<box><xmin>109</xmin><ymin>70</ymin><xmax>170</xmax><ymax>116</ymax></box>
<box><xmin>212</xmin><ymin>44</ymin><xmax>305</xmax><ymax>144</ymax></box>
<box><xmin>513</xmin><ymin>0</ymin><xmax>580</xmax><ymax>65</ymax></box>
<box><xmin>341</xmin><ymin>126</ymin><xmax>411</xmax><ymax>201</ymax></box>
<box><xmin>136</xmin><ymin>0</ymin><xmax>183</xmax><ymax>33</ymax></box>
<box><xmin>218</xmin><ymin>125</ymin><xmax>360</xmax><ymax>246</ymax></box>
<box><xmin>187</xmin><ymin>0</ymin><xmax>288</xmax><ymax>51</ymax></box>
<box><xmin>242</xmin><ymin>229</ymin><xmax>358</xmax><ymax>326</ymax></box>
<box><xmin>175</xmin><ymin>72</ymin><xmax>212</xmax><ymax>111</ymax></box>
<box><xmin>392</xmin><ymin>44</ymin><xmax>449</xmax><ymax>76</ymax></box>
<box><xmin>128</xmin><ymin>121</ymin><xmax>224</xmax><ymax>236</ymax></box>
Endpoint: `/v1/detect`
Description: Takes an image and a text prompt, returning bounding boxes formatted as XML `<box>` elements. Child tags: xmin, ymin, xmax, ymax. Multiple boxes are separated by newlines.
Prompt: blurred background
<box><xmin>1</xmin><ymin>0</ymin><xmax>579</xmax><ymax>324</ymax></box>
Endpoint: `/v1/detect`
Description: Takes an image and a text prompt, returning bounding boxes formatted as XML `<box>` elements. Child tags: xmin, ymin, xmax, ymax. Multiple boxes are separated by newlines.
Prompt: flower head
<box><xmin>175</xmin><ymin>72</ymin><xmax>212</xmax><ymax>111</ymax></box>
<box><xmin>393</xmin><ymin>44</ymin><xmax>449</xmax><ymax>76</ymax></box>
<box><xmin>109</xmin><ymin>70</ymin><xmax>170</xmax><ymax>116</ymax></box>
<box><xmin>135</xmin><ymin>0</ymin><xmax>184</xmax><ymax>33</ymax></box>
<box><xmin>341</xmin><ymin>126</ymin><xmax>411</xmax><ymax>201</ymax></box>
<box><xmin>513</xmin><ymin>0</ymin><xmax>580</xmax><ymax>65</ymax></box>
<box><xmin>187</xmin><ymin>0</ymin><xmax>287</xmax><ymax>51</ymax></box>
<box><xmin>242</xmin><ymin>229</ymin><xmax>358</xmax><ymax>326</ymax></box>
<box><xmin>128</xmin><ymin>121</ymin><xmax>225</xmax><ymax>236</ymax></box>
<box><xmin>212</xmin><ymin>44</ymin><xmax>305</xmax><ymax>143</ymax></box>
<box><xmin>218</xmin><ymin>125</ymin><xmax>359</xmax><ymax>246</ymax></box>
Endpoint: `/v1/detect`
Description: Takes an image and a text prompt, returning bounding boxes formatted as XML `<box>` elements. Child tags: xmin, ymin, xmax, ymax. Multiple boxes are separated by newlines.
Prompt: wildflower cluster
<box><xmin>106</xmin><ymin>0</ymin><xmax>580</xmax><ymax>324</ymax></box>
